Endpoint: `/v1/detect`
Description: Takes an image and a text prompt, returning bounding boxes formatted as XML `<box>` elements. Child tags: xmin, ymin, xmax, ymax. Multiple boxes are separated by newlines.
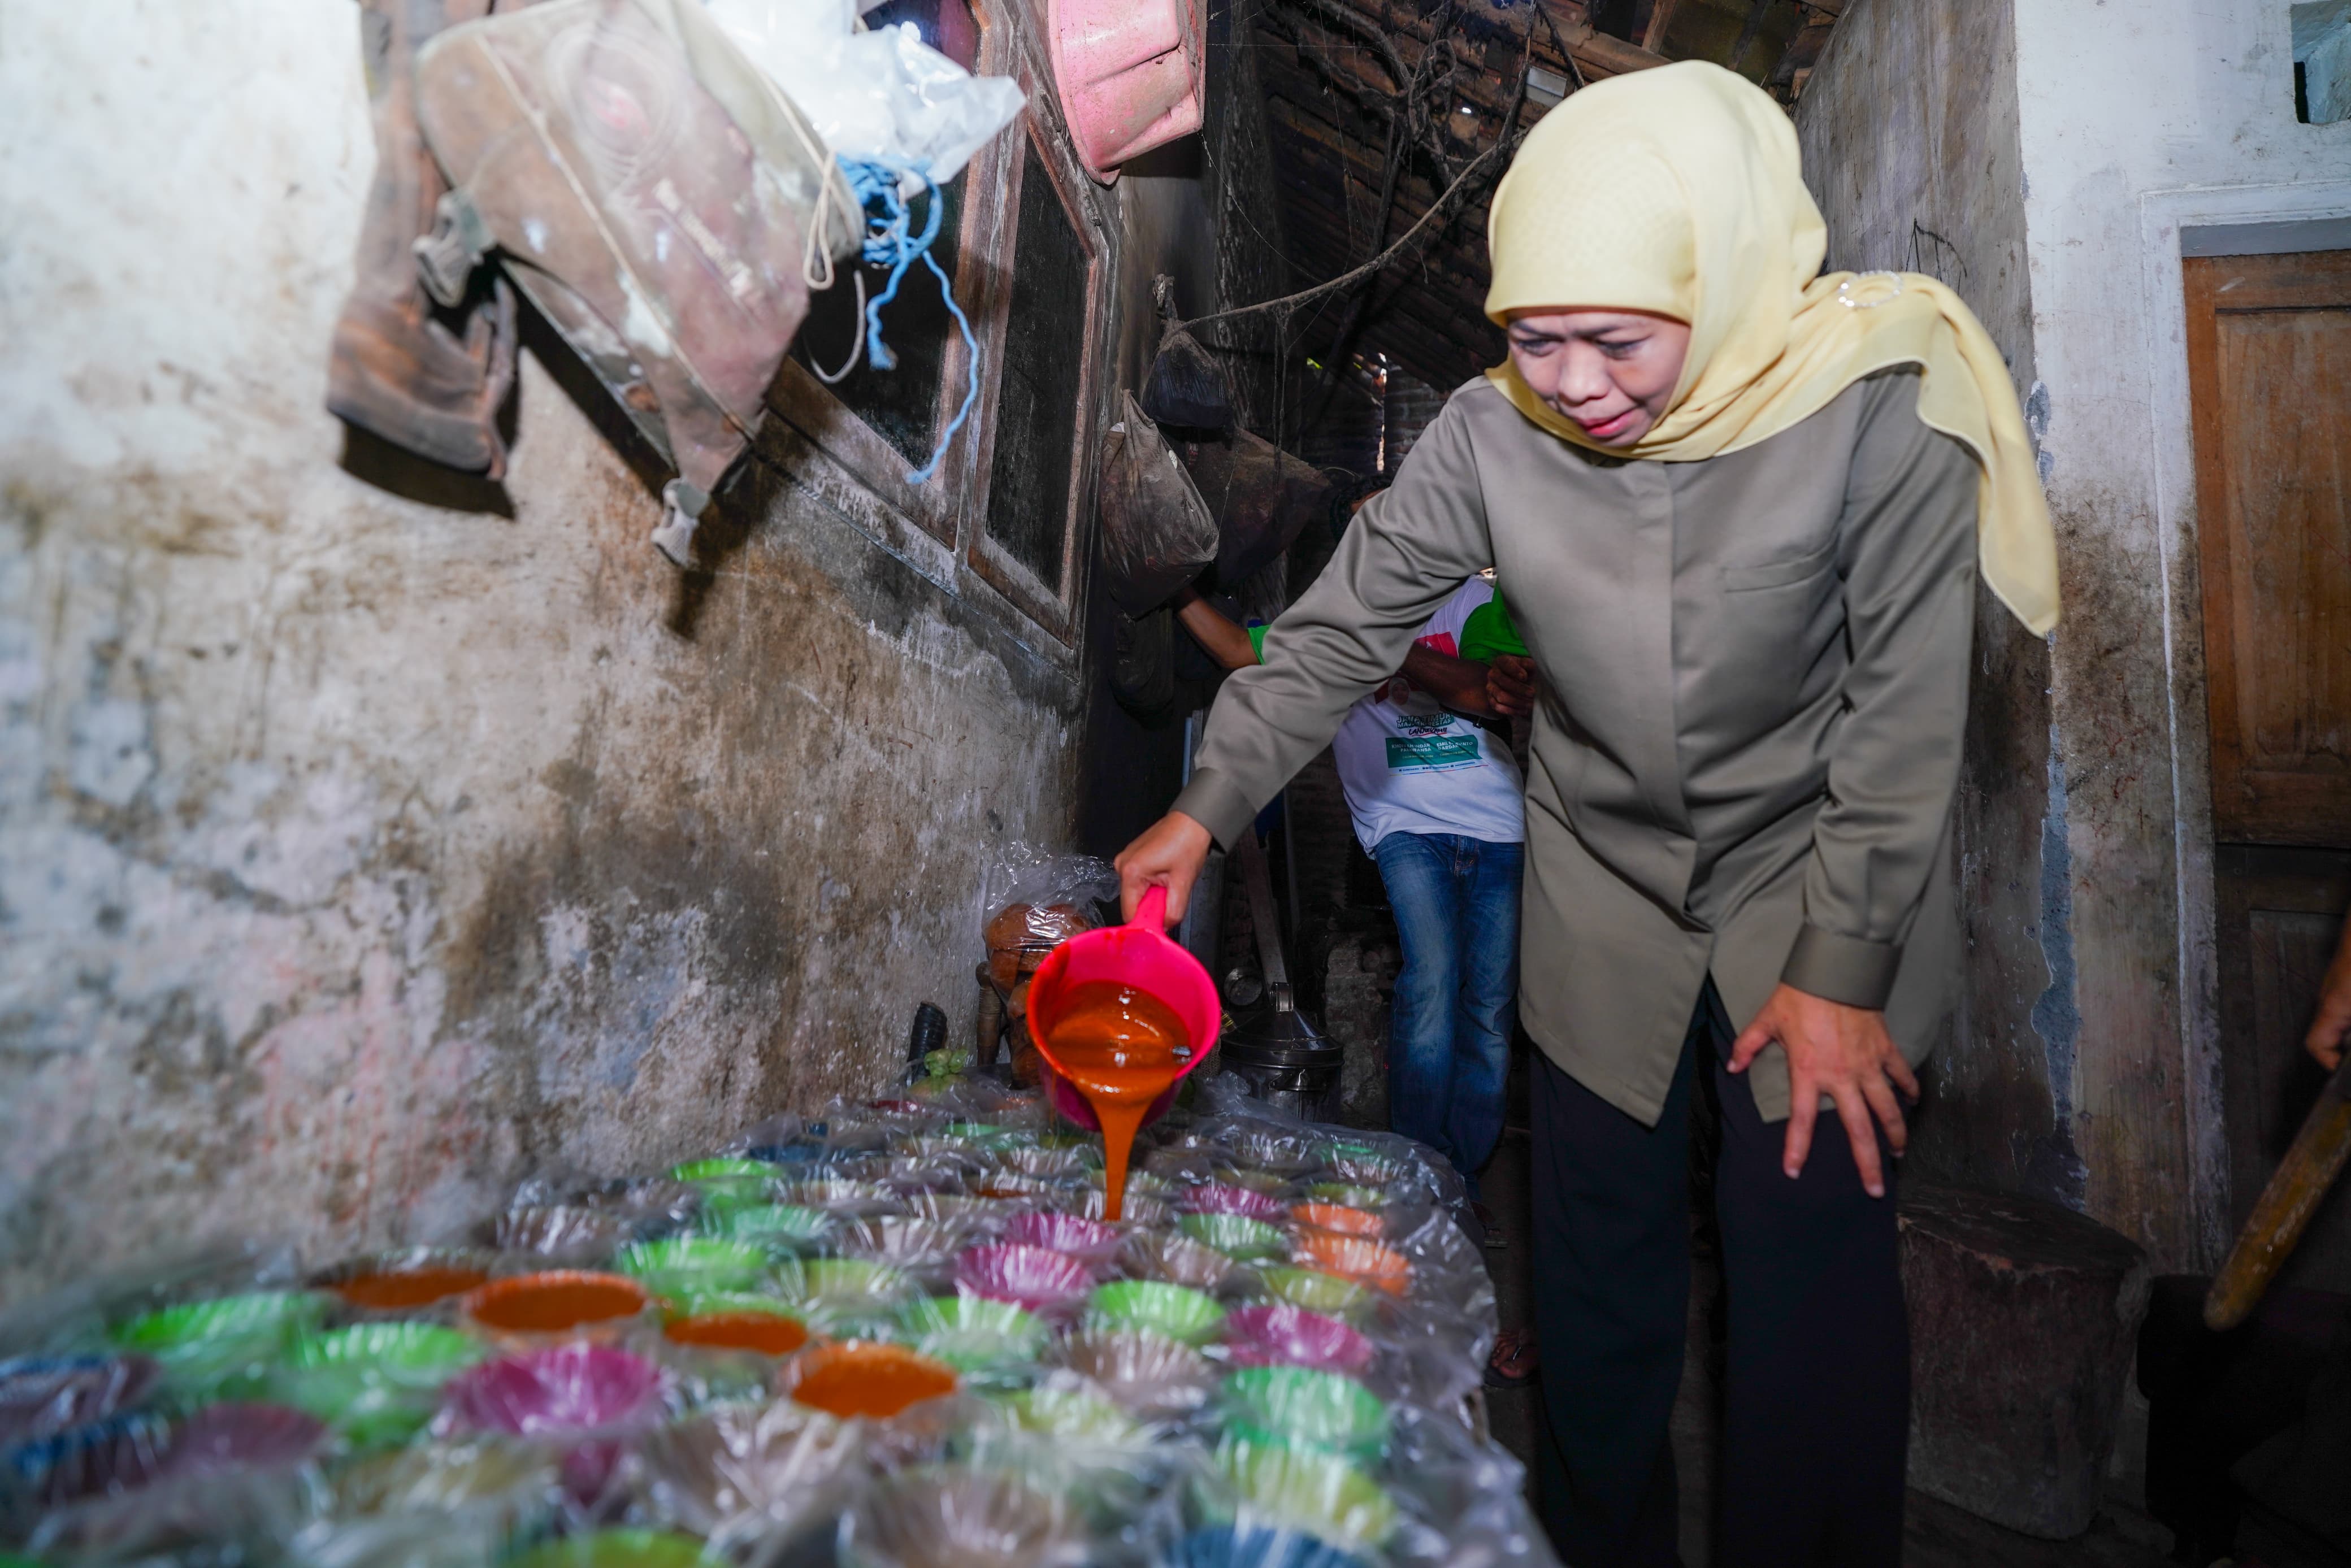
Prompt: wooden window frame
<box><xmin>761</xmin><ymin>5</ymin><xmax>1111</xmax><ymax>653</ymax></box>
<box><xmin>763</xmin><ymin>6</ymin><xmax>1005</xmax><ymax>553</ymax></box>
<box><xmin>958</xmin><ymin>42</ymin><xmax>1112</xmax><ymax>646</ymax></box>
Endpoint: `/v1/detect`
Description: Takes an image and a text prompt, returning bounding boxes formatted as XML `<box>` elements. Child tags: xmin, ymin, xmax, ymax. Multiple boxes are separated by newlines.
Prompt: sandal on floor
<box><xmin>1485</xmin><ymin>1327</ymin><xmax>1538</xmax><ymax>1389</ymax></box>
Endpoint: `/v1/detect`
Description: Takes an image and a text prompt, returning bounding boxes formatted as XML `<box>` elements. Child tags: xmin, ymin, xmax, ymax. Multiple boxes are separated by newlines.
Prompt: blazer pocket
<box><xmin>1719</xmin><ymin>537</ymin><xmax>1837</xmax><ymax>592</ymax></box>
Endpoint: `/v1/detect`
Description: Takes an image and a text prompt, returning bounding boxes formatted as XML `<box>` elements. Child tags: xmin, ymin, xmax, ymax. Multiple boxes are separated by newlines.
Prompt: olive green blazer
<box><xmin>1172</xmin><ymin>368</ymin><xmax>1976</xmax><ymax>1125</ymax></box>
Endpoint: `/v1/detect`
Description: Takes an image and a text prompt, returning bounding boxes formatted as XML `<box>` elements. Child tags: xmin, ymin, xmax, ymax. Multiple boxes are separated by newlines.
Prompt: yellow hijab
<box><xmin>1484</xmin><ymin>62</ymin><xmax>2059</xmax><ymax>635</ymax></box>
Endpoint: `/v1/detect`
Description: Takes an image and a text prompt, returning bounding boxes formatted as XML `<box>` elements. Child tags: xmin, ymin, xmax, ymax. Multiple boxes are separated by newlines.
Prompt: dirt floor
<box><xmin>1476</xmin><ymin>1087</ymin><xmax>2181</xmax><ymax>1568</ymax></box>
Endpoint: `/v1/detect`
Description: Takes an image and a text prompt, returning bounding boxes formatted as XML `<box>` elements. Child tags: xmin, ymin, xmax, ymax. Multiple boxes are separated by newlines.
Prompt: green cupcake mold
<box><xmin>614</xmin><ymin>1237</ymin><xmax>771</xmax><ymax>1297</ymax></box>
<box><xmin>671</xmin><ymin>1157</ymin><xmax>774</xmax><ymax>1182</ymax></box>
<box><xmin>1255</xmin><ymin>1267</ymin><xmax>1373</xmax><ymax>1318</ymax></box>
<box><xmin>1177</xmin><ymin>1213</ymin><xmax>1286</xmax><ymax>1262</ymax></box>
<box><xmin>277</xmin><ymin>1322</ymin><xmax>485</xmax><ymax>1446</ymax></box>
<box><xmin>506</xmin><ymin>1530</ymin><xmax>716</xmax><ymax>1568</ymax></box>
<box><xmin>1212</xmin><ymin>1436</ymin><xmax>1397</xmax><ymax>1552</ymax></box>
<box><xmin>898</xmin><ymin>1295</ymin><xmax>1048</xmax><ymax>1371</ymax></box>
<box><xmin>1222</xmin><ymin>1366</ymin><xmax>1389</xmax><ymax>1460</ymax></box>
<box><xmin>712</xmin><ymin>1203</ymin><xmax>837</xmax><ymax>1248</ymax></box>
<box><xmin>1086</xmin><ymin>1280</ymin><xmax>1225</xmax><ymax>1347</ymax></box>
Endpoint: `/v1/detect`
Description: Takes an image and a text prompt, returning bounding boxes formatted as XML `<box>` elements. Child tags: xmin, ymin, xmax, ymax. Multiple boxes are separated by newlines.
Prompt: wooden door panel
<box><xmin>2186</xmin><ymin>249</ymin><xmax>2351</xmax><ymax>846</ymax></box>
<box><xmin>2215</xmin><ymin>846</ymin><xmax>2351</xmax><ymax>1295</ymax></box>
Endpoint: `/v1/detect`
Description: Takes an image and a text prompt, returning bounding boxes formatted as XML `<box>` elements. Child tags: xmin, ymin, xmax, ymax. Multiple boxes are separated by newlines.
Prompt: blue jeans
<box><xmin>1372</xmin><ymin>831</ymin><xmax>1522</xmax><ymax>1199</ymax></box>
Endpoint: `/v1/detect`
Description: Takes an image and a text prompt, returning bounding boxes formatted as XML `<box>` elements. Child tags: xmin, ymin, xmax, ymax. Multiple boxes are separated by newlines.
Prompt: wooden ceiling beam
<box><xmin>1255</xmin><ymin>9</ymin><xmax>1551</xmax><ymax>137</ymax></box>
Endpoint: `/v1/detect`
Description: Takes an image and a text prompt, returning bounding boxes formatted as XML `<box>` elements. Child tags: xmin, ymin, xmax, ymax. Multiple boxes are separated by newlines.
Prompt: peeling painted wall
<box><xmin>0</xmin><ymin>0</ymin><xmax>1203</xmax><ymax>1300</ymax></box>
<box><xmin>1803</xmin><ymin>0</ymin><xmax>2351</xmax><ymax>1270</ymax></box>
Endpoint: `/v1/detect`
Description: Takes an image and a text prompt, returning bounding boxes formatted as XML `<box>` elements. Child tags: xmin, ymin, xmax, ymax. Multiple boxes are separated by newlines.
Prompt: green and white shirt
<box><xmin>1254</xmin><ymin>579</ymin><xmax>1524</xmax><ymax>852</ymax></box>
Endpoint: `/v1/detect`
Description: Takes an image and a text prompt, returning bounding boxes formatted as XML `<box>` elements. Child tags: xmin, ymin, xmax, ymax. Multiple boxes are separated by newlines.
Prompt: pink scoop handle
<box><xmin>1026</xmin><ymin>880</ymin><xmax>1218</xmax><ymax>1133</ymax></box>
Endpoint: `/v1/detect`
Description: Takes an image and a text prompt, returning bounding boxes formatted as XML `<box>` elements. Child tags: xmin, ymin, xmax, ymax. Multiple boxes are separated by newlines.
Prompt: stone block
<box><xmin>1900</xmin><ymin>1181</ymin><xmax>2153</xmax><ymax>1538</ymax></box>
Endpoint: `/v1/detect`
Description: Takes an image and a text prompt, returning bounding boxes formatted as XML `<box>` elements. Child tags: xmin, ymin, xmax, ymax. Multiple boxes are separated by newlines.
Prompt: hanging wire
<box><xmin>833</xmin><ymin>158</ymin><xmax>982</xmax><ymax>487</ymax></box>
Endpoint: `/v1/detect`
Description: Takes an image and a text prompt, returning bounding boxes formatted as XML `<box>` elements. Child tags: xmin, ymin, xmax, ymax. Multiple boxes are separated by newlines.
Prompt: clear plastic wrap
<box><xmin>0</xmin><ymin>1091</ymin><xmax>1551</xmax><ymax>1568</ymax></box>
<box><xmin>975</xmin><ymin>845</ymin><xmax>1120</xmax><ymax>999</ymax></box>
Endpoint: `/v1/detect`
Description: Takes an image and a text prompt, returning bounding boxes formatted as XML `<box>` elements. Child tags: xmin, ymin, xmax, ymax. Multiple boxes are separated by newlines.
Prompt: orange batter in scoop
<box><xmin>1040</xmin><ymin>980</ymin><xmax>1188</xmax><ymax>1222</ymax></box>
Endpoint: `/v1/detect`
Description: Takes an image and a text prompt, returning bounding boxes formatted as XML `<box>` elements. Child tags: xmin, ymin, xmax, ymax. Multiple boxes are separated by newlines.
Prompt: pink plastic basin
<box><xmin>1025</xmin><ymin>885</ymin><xmax>1220</xmax><ymax>1134</ymax></box>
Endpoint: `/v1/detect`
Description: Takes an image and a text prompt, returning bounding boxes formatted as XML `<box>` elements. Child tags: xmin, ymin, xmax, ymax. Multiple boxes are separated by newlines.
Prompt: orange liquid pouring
<box><xmin>1042</xmin><ymin>980</ymin><xmax>1188</xmax><ymax>1222</ymax></box>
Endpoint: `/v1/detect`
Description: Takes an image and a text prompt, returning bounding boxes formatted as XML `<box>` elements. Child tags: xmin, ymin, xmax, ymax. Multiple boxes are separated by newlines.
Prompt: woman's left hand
<box><xmin>1728</xmin><ymin>984</ymin><xmax>1919</xmax><ymax>1199</ymax></box>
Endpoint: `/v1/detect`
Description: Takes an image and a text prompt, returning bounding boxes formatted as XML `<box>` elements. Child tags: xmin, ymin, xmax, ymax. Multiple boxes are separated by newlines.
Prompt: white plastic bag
<box><xmin>701</xmin><ymin>0</ymin><xmax>1025</xmax><ymax>182</ymax></box>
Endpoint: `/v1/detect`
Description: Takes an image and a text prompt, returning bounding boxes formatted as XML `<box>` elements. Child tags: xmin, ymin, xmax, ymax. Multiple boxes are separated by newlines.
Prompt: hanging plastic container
<box><xmin>1045</xmin><ymin>0</ymin><xmax>1205</xmax><ymax>184</ymax></box>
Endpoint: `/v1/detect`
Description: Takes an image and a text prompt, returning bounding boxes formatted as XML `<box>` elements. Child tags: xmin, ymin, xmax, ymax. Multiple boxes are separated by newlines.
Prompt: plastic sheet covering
<box><xmin>0</xmin><ymin>1079</ymin><xmax>1551</xmax><ymax>1568</ymax></box>
<box><xmin>702</xmin><ymin>0</ymin><xmax>1024</xmax><ymax>183</ymax></box>
<box><xmin>638</xmin><ymin>1400</ymin><xmax>864</xmax><ymax>1547</ymax></box>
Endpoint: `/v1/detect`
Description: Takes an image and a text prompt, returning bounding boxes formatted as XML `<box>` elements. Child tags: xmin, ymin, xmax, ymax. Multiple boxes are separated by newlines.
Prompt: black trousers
<box><xmin>1529</xmin><ymin>980</ymin><xmax>1909</xmax><ymax>1568</ymax></box>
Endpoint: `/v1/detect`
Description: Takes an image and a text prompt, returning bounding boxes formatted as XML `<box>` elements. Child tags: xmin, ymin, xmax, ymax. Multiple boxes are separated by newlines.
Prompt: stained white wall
<box><xmin>0</xmin><ymin>0</ymin><xmax>1198</xmax><ymax>1300</ymax></box>
<box><xmin>2008</xmin><ymin>0</ymin><xmax>2351</xmax><ymax>1269</ymax></box>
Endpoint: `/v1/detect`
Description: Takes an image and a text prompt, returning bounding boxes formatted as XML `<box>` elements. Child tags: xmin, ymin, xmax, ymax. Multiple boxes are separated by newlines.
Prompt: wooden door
<box><xmin>2186</xmin><ymin>248</ymin><xmax>2351</xmax><ymax>1292</ymax></box>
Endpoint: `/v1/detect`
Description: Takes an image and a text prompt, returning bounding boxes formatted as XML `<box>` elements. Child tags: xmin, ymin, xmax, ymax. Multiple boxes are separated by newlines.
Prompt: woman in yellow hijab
<box><xmin>1118</xmin><ymin>60</ymin><xmax>2057</xmax><ymax>1567</ymax></box>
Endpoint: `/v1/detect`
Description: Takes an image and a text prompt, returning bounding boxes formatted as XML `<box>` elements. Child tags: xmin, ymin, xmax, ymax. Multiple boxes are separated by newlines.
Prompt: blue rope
<box><xmin>836</xmin><ymin>157</ymin><xmax>982</xmax><ymax>487</ymax></box>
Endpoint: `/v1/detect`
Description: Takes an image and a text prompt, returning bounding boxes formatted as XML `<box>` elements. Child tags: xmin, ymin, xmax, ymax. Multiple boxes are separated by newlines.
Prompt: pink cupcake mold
<box><xmin>952</xmin><ymin>1243</ymin><xmax>1094</xmax><ymax>1314</ymax></box>
<box><xmin>1003</xmin><ymin>1211</ymin><xmax>1124</xmax><ymax>1267</ymax></box>
<box><xmin>1222</xmin><ymin>1304</ymin><xmax>1377</xmax><ymax>1376</ymax></box>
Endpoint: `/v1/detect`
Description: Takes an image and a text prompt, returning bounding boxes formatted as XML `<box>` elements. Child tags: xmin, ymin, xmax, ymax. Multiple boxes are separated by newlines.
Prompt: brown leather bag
<box><xmin>326</xmin><ymin>0</ymin><xmax>520</xmax><ymax>479</ymax></box>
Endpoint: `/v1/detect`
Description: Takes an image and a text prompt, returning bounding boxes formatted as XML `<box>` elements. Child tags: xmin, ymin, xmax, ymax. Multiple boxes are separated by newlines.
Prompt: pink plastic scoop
<box><xmin>1024</xmin><ymin>885</ymin><xmax>1220</xmax><ymax>1134</ymax></box>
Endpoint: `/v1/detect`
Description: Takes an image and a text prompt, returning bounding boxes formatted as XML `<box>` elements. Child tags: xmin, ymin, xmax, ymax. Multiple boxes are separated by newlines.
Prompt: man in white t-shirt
<box><xmin>1172</xmin><ymin>568</ymin><xmax>1529</xmax><ymax>1215</ymax></box>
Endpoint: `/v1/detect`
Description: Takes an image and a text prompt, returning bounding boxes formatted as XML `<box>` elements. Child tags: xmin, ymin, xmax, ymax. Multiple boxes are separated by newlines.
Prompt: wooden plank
<box><xmin>1255</xmin><ymin>12</ymin><xmax>1549</xmax><ymax>129</ymax></box>
<box><xmin>1640</xmin><ymin>0</ymin><xmax>1680</xmax><ymax>51</ymax></box>
<box><xmin>2213</xmin><ymin>845</ymin><xmax>2351</xmax><ymax>1299</ymax></box>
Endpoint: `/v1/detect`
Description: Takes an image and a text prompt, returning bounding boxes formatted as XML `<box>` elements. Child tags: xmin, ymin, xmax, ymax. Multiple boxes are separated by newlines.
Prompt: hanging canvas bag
<box><xmin>413</xmin><ymin>0</ymin><xmax>861</xmax><ymax>563</ymax></box>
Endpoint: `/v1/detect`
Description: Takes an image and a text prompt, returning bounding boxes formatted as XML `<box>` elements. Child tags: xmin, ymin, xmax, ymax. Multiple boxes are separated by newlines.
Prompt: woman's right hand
<box><xmin>1114</xmin><ymin>812</ymin><xmax>1214</xmax><ymax>927</ymax></box>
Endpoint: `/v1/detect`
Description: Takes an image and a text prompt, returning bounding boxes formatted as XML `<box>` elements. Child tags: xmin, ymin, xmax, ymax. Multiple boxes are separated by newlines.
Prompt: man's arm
<box><xmin>1171</xmin><ymin>588</ymin><xmax>1260</xmax><ymax>673</ymax></box>
<box><xmin>1400</xmin><ymin>645</ymin><xmax>1495</xmax><ymax>717</ymax></box>
<box><xmin>2310</xmin><ymin>915</ymin><xmax>2351</xmax><ymax>1072</ymax></box>
<box><xmin>1179</xmin><ymin>587</ymin><xmax>1500</xmax><ymax>719</ymax></box>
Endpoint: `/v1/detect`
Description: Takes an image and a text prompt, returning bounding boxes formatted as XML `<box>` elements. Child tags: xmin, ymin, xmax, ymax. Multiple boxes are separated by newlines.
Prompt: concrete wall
<box><xmin>1795</xmin><ymin>0</ymin><xmax>2080</xmax><ymax>1215</ymax></box>
<box><xmin>2011</xmin><ymin>0</ymin><xmax>2351</xmax><ymax>1270</ymax></box>
<box><xmin>1803</xmin><ymin>0</ymin><xmax>2351</xmax><ymax>1270</ymax></box>
<box><xmin>0</xmin><ymin>0</ymin><xmax>1203</xmax><ymax>1300</ymax></box>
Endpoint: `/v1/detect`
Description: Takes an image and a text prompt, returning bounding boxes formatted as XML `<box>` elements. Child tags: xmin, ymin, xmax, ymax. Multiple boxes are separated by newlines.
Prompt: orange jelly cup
<box><xmin>463</xmin><ymin>1271</ymin><xmax>648</xmax><ymax>1340</ymax></box>
<box><xmin>662</xmin><ymin>1311</ymin><xmax>810</xmax><ymax>1357</ymax></box>
<box><xmin>1290</xmin><ymin>1202</ymin><xmax>1383</xmax><ymax>1240</ymax></box>
<box><xmin>1295</xmin><ymin>1231</ymin><xmax>1412</xmax><ymax>1296</ymax></box>
<box><xmin>788</xmin><ymin>1343</ymin><xmax>958</xmax><ymax>1420</ymax></box>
